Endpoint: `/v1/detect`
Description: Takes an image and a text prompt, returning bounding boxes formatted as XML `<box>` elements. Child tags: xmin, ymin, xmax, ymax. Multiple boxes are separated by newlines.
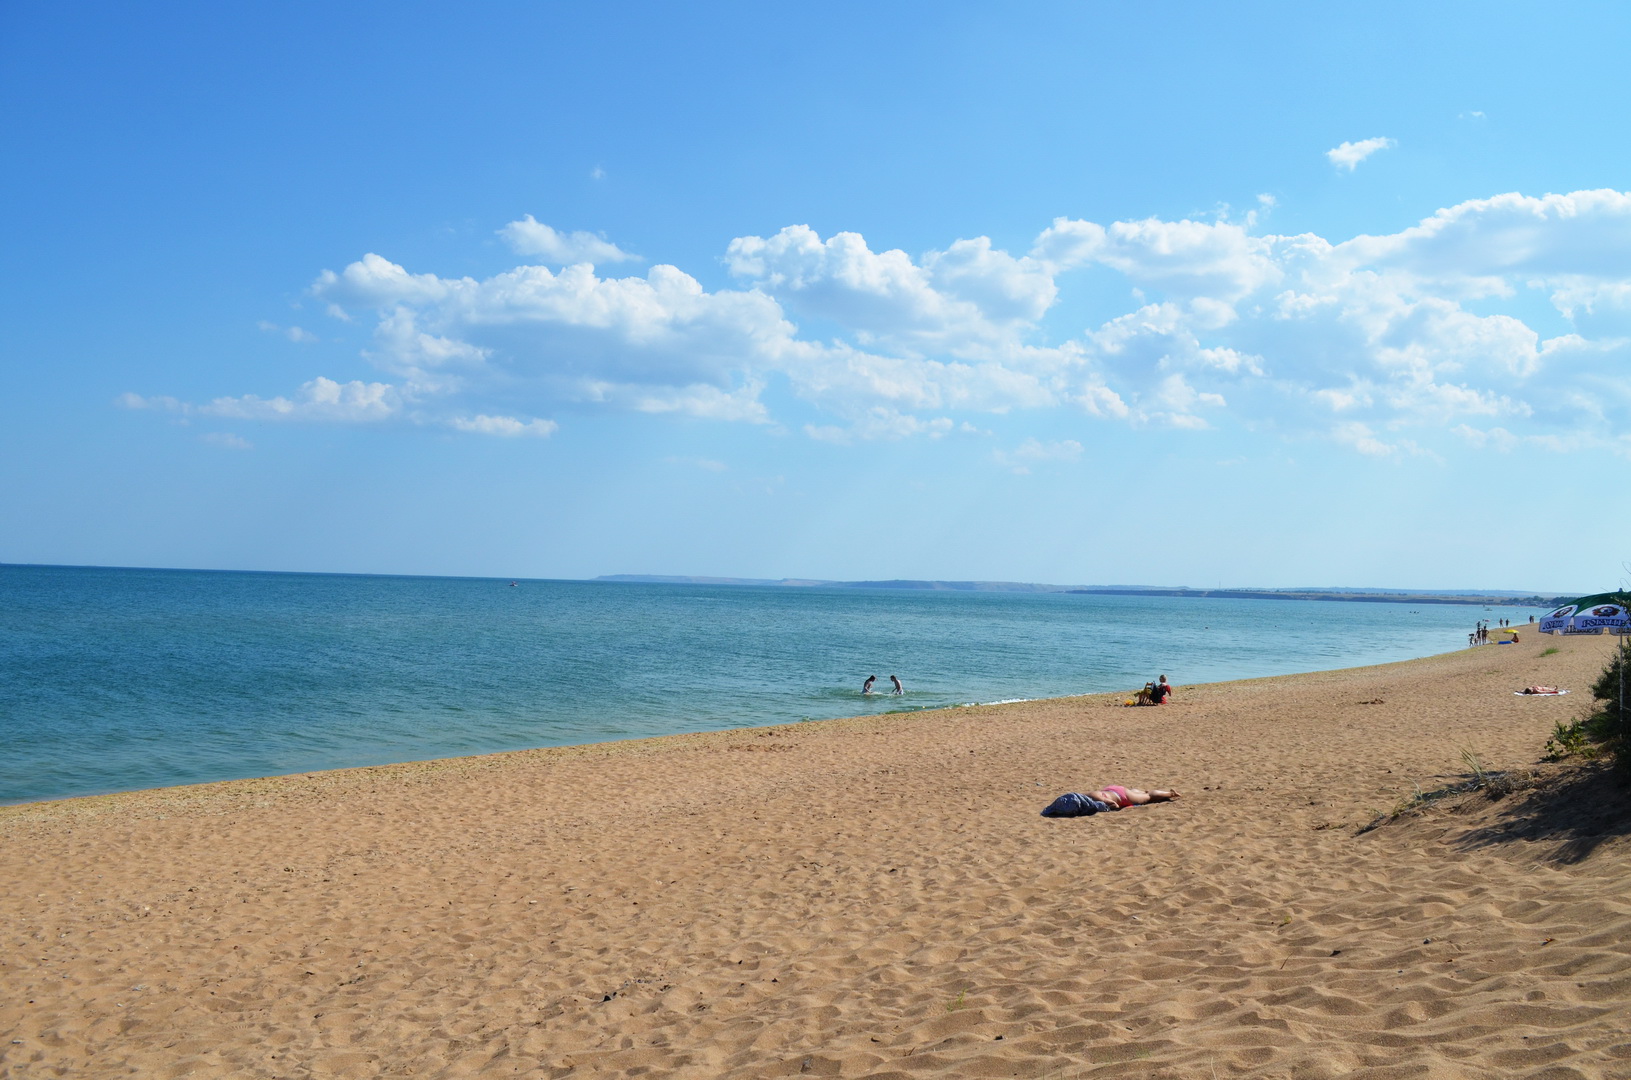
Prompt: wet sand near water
<box><xmin>4</xmin><ymin>631</ymin><xmax>1630</xmax><ymax>1079</ymax></box>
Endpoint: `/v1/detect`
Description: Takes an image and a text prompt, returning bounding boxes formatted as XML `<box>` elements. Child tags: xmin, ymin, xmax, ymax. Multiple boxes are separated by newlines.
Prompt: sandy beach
<box><xmin>4</xmin><ymin>631</ymin><xmax>1629</xmax><ymax>1079</ymax></box>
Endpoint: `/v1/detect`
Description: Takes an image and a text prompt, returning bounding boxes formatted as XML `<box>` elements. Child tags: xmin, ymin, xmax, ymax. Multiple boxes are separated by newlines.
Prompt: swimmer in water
<box><xmin>862</xmin><ymin>674</ymin><xmax>877</xmax><ymax>695</ymax></box>
<box><xmin>890</xmin><ymin>675</ymin><xmax>903</xmax><ymax>695</ymax></box>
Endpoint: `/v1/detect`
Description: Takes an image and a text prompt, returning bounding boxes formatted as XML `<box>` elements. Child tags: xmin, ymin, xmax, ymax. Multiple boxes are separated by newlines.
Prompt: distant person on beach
<box><xmin>1041</xmin><ymin>785</ymin><xmax>1181</xmax><ymax>817</ymax></box>
<box><xmin>889</xmin><ymin>675</ymin><xmax>903</xmax><ymax>695</ymax></box>
<box><xmin>1152</xmin><ymin>675</ymin><xmax>1173</xmax><ymax>703</ymax></box>
<box><xmin>862</xmin><ymin>675</ymin><xmax>877</xmax><ymax>695</ymax></box>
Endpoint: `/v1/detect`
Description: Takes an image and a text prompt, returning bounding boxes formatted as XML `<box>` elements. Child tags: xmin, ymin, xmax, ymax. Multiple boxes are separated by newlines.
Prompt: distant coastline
<box><xmin>1</xmin><ymin>565</ymin><xmax>1559</xmax><ymax>608</ymax></box>
<box><xmin>594</xmin><ymin>575</ymin><xmax>1557</xmax><ymax>608</ymax></box>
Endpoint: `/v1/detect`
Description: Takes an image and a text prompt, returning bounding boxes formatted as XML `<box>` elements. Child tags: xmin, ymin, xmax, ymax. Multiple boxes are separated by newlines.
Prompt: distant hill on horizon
<box><xmin>593</xmin><ymin>575</ymin><xmax>1560</xmax><ymax>606</ymax></box>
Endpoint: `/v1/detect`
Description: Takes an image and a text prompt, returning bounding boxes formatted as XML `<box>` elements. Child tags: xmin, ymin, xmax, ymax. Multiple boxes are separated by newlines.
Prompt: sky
<box><xmin>2</xmin><ymin>1</ymin><xmax>1629</xmax><ymax>592</ymax></box>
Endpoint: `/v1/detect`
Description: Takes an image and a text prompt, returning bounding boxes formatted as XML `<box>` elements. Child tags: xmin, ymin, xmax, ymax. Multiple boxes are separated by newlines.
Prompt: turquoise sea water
<box><xmin>0</xmin><ymin>564</ymin><xmax>1535</xmax><ymax>805</ymax></box>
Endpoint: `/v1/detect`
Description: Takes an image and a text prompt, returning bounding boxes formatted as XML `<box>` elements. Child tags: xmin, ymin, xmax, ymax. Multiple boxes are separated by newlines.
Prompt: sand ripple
<box><xmin>4</xmin><ymin>633</ymin><xmax>1629</xmax><ymax>1078</ymax></box>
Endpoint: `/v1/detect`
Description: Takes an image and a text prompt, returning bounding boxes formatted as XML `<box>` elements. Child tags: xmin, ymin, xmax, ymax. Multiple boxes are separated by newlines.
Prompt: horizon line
<box><xmin>0</xmin><ymin>561</ymin><xmax>1575</xmax><ymax>599</ymax></box>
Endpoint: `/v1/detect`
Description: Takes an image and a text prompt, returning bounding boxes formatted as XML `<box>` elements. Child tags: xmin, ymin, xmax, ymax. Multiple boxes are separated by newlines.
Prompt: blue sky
<box><xmin>3</xmin><ymin>1</ymin><xmax>1629</xmax><ymax>592</ymax></box>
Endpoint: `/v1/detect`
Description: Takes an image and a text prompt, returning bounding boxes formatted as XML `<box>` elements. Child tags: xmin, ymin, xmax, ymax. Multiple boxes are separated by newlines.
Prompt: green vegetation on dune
<box><xmin>1546</xmin><ymin>642</ymin><xmax>1631</xmax><ymax>775</ymax></box>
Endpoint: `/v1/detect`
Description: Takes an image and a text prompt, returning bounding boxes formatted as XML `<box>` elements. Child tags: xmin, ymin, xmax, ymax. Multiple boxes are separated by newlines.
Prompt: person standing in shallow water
<box><xmin>889</xmin><ymin>675</ymin><xmax>903</xmax><ymax>695</ymax></box>
<box><xmin>862</xmin><ymin>675</ymin><xmax>877</xmax><ymax>695</ymax></box>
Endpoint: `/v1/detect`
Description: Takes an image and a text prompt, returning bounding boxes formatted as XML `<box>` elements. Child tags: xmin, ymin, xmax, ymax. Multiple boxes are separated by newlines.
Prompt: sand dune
<box><xmin>4</xmin><ymin>631</ymin><xmax>1629</xmax><ymax>1079</ymax></box>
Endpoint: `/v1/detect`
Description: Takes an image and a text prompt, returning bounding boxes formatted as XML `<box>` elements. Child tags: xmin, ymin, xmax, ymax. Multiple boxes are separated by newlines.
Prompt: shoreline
<box><xmin>1</xmin><ymin>633</ymin><xmax>1537</xmax><ymax>813</ymax></box>
<box><xmin>4</xmin><ymin>631</ymin><xmax>1628</xmax><ymax>1078</ymax></box>
<box><xmin>4</xmin><ymin>562</ymin><xmax>1540</xmax><ymax>808</ymax></box>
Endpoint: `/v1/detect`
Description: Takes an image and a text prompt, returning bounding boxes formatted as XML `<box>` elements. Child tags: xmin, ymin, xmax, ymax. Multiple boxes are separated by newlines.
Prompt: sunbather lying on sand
<box><xmin>1041</xmin><ymin>786</ymin><xmax>1180</xmax><ymax>817</ymax></box>
<box><xmin>1520</xmin><ymin>685</ymin><xmax>1563</xmax><ymax>695</ymax></box>
<box><xmin>1091</xmin><ymin>784</ymin><xmax>1179</xmax><ymax>808</ymax></box>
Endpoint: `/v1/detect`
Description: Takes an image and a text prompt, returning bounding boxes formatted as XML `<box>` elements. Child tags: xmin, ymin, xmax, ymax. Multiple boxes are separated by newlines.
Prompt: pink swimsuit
<box><xmin>1101</xmin><ymin>785</ymin><xmax>1133</xmax><ymax>809</ymax></box>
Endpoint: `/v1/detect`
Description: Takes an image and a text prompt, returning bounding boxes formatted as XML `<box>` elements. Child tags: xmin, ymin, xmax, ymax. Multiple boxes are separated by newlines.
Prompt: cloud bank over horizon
<box><xmin>127</xmin><ymin>189</ymin><xmax>1631</xmax><ymax>459</ymax></box>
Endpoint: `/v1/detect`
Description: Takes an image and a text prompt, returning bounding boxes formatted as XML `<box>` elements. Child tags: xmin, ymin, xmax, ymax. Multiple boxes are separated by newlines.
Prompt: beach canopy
<box><xmin>1539</xmin><ymin>592</ymin><xmax>1631</xmax><ymax>635</ymax></box>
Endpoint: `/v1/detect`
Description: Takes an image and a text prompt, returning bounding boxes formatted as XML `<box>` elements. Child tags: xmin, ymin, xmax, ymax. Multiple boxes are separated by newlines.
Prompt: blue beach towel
<box><xmin>1040</xmin><ymin>792</ymin><xmax>1112</xmax><ymax>817</ymax></box>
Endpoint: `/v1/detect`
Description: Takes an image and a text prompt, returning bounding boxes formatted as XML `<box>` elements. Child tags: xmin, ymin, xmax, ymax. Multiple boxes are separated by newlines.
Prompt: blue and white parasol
<box><xmin>1538</xmin><ymin>592</ymin><xmax>1631</xmax><ymax>635</ymax></box>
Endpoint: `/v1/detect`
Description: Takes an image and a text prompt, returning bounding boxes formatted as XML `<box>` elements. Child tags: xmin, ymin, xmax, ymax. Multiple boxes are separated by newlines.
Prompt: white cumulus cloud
<box><xmin>725</xmin><ymin>225</ymin><xmax>1054</xmax><ymax>348</ymax></box>
<box><xmin>312</xmin><ymin>252</ymin><xmax>453</xmax><ymax>307</ymax></box>
<box><xmin>805</xmin><ymin>410</ymin><xmax>955</xmax><ymax>443</ymax></box>
<box><xmin>498</xmin><ymin>216</ymin><xmax>636</xmax><ymax>265</ymax></box>
<box><xmin>258</xmin><ymin>321</ymin><xmax>318</xmax><ymax>344</ymax></box>
<box><xmin>1327</xmin><ymin>137</ymin><xmax>1396</xmax><ymax>170</ymax></box>
<box><xmin>449</xmin><ymin>414</ymin><xmax>557</xmax><ymax>437</ymax></box>
<box><xmin>202</xmin><ymin>377</ymin><xmax>400</xmax><ymax>422</ymax></box>
<box><xmin>128</xmin><ymin>190</ymin><xmax>1631</xmax><ymax>453</ymax></box>
<box><xmin>994</xmin><ymin>437</ymin><xmax>1083</xmax><ymax>473</ymax></box>
<box><xmin>121</xmin><ymin>379</ymin><xmax>400</xmax><ymax>424</ymax></box>
<box><xmin>1036</xmin><ymin>216</ymin><xmax>1282</xmax><ymax>303</ymax></box>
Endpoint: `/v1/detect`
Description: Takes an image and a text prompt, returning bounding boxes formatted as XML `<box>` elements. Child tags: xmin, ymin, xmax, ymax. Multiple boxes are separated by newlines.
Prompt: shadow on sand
<box><xmin>1450</xmin><ymin>762</ymin><xmax>1631</xmax><ymax>865</ymax></box>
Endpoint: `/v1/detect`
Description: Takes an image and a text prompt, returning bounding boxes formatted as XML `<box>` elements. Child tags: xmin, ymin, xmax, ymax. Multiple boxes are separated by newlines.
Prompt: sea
<box><xmin>0</xmin><ymin>564</ymin><xmax>1537</xmax><ymax>805</ymax></box>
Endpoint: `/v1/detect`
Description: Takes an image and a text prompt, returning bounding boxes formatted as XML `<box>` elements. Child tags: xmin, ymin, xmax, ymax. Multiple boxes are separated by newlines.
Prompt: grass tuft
<box><xmin>1358</xmin><ymin>747</ymin><xmax>1535</xmax><ymax>833</ymax></box>
<box><xmin>1460</xmin><ymin>748</ymin><xmax>1488</xmax><ymax>788</ymax></box>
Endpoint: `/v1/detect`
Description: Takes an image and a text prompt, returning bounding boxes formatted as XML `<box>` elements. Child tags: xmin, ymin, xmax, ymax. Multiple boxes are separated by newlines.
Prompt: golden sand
<box><xmin>4</xmin><ymin>631</ymin><xmax>1629</xmax><ymax>1079</ymax></box>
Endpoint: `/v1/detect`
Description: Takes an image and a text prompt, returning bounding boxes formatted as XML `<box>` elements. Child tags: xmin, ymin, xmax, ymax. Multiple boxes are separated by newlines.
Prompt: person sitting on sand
<box><xmin>1041</xmin><ymin>785</ymin><xmax>1180</xmax><ymax>817</ymax></box>
<box><xmin>1152</xmin><ymin>675</ymin><xmax>1173</xmax><ymax>703</ymax></box>
<box><xmin>862</xmin><ymin>674</ymin><xmax>877</xmax><ymax>695</ymax></box>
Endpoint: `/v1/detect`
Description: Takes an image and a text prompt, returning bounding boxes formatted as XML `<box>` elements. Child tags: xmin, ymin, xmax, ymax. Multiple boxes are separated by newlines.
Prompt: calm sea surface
<box><xmin>0</xmin><ymin>565</ymin><xmax>1535</xmax><ymax>804</ymax></box>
